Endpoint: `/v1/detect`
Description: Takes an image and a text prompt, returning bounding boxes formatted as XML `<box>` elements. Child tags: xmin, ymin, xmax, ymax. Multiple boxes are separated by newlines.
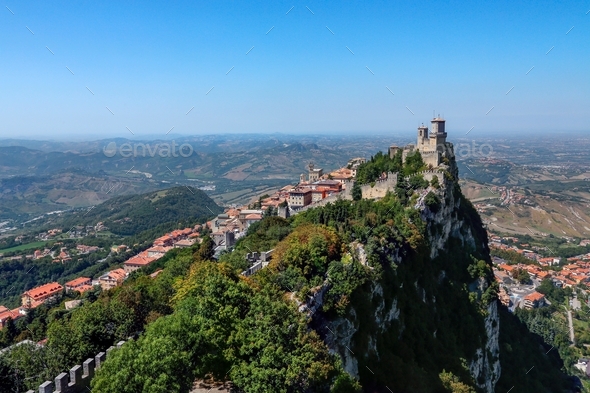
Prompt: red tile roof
<box><xmin>23</xmin><ymin>282</ymin><xmax>63</xmax><ymax>300</ymax></box>
<box><xmin>65</xmin><ymin>277</ymin><xmax>91</xmax><ymax>288</ymax></box>
<box><xmin>524</xmin><ymin>292</ymin><xmax>545</xmax><ymax>302</ymax></box>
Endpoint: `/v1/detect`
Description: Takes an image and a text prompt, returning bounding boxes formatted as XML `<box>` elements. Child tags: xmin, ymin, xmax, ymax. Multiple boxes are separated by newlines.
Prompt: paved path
<box><xmin>568</xmin><ymin>309</ymin><xmax>575</xmax><ymax>344</ymax></box>
<box><xmin>572</xmin><ymin>295</ymin><xmax>582</xmax><ymax>310</ymax></box>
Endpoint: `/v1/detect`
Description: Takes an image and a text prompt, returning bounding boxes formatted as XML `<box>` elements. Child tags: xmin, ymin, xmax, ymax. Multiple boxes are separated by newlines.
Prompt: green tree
<box><xmin>512</xmin><ymin>268</ymin><xmax>532</xmax><ymax>285</ymax></box>
<box><xmin>352</xmin><ymin>182</ymin><xmax>362</xmax><ymax>201</ymax></box>
<box><xmin>195</xmin><ymin>235</ymin><xmax>215</xmax><ymax>261</ymax></box>
<box><xmin>439</xmin><ymin>370</ymin><xmax>476</xmax><ymax>393</ymax></box>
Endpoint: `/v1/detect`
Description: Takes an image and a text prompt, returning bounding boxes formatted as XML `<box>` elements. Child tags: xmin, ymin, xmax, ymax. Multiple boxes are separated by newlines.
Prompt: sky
<box><xmin>1</xmin><ymin>0</ymin><xmax>589</xmax><ymax>140</ymax></box>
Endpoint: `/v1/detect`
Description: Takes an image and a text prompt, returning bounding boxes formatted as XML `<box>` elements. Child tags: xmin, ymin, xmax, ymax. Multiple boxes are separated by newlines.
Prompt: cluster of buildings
<box><xmin>491</xmin><ymin>233</ymin><xmax>590</xmax><ymax>310</ymax></box>
<box><xmin>30</xmin><ymin>244</ymin><xmax>100</xmax><ymax>263</ymax></box>
<box><xmin>270</xmin><ymin>117</ymin><xmax>450</xmax><ymax>213</ymax></box>
<box><xmin>206</xmin><ymin>209</ymin><xmax>264</xmax><ymax>253</ymax></box>
<box><xmin>36</xmin><ymin>223</ymin><xmax>107</xmax><ymax>240</ymax></box>
<box><xmin>0</xmin><ymin>226</ymin><xmax>202</xmax><ymax>329</ymax></box>
<box><xmin>36</xmin><ymin>228</ymin><xmax>62</xmax><ymax>241</ymax></box>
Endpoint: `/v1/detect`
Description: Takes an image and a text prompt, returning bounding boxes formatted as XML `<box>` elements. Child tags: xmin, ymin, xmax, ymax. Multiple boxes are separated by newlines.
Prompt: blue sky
<box><xmin>1</xmin><ymin>0</ymin><xmax>589</xmax><ymax>139</ymax></box>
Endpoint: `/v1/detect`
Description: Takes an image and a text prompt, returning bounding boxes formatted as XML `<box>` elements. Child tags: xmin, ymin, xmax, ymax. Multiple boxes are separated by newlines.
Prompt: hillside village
<box><xmin>490</xmin><ymin>234</ymin><xmax>590</xmax><ymax>311</ymax></box>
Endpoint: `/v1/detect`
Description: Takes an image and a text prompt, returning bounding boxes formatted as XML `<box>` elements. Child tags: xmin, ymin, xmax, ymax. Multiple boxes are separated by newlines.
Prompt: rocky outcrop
<box><xmin>307</xmin><ymin>142</ymin><xmax>501</xmax><ymax>392</ymax></box>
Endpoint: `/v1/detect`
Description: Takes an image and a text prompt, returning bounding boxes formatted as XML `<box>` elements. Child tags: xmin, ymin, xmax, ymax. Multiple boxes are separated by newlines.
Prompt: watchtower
<box><xmin>417</xmin><ymin>124</ymin><xmax>429</xmax><ymax>151</ymax></box>
<box><xmin>430</xmin><ymin>116</ymin><xmax>447</xmax><ymax>152</ymax></box>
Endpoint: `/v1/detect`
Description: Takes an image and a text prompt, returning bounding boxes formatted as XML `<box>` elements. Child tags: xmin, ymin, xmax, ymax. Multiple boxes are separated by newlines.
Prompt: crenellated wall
<box><xmin>359</xmin><ymin>172</ymin><xmax>398</xmax><ymax>199</ymax></box>
<box><xmin>26</xmin><ymin>340</ymin><xmax>128</xmax><ymax>393</ymax></box>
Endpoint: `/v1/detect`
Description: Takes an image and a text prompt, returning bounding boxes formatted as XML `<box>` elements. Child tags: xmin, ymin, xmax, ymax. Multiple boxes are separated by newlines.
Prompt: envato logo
<box><xmin>454</xmin><ymin>141</ymin><xmax>493</xmax><ymax>159</ymax></box>
<box><xmin>103</xmin><ymin>141</ymin><xmax>194</xmax><ymax>158</ymax></box>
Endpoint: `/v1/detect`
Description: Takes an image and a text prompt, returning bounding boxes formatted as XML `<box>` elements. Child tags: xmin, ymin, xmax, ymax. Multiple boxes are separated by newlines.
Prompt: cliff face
<box><xmin>309</xmin><ymin>144</ymin><xmax>501</xmax><ymax>392</ymax></box>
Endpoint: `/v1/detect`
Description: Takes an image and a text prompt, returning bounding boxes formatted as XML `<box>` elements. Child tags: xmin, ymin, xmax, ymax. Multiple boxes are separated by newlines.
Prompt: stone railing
<box><xmin>26</xmin><ymin>340</ymin><xmax>127</xmax><ymax>393</ymax></box>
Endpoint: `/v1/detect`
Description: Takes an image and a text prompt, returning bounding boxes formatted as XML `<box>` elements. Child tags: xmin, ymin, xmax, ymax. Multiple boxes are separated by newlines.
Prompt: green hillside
<box><xmin>61</xmin><ymin>186</ymin><xmax>223</xmax><ymax>236</ymax></box>
<box><xmin>0</xmin><ymin>186</ymin><xmax>222</xmax><ymax>309</ymax></box>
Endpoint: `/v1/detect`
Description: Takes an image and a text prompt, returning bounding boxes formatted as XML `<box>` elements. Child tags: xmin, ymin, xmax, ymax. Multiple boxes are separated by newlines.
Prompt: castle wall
<box><xmin>421</xmin><ymin>151</ymin><xmax>440</xmax><ymax>168</ymax></box>
<box><xmin>405</xmin><ymin>170</ymin><xmax>444</xmax><ymax>186</ymax></box>
<box><xmin>26</xmin><ymin>340</ymin><xmax>129</xmax><ymax>393</ymax></box>
<box><xmin>360</xmin><ymin>175</ymin><xmax>397</xmax><ymax>200</ymax></box>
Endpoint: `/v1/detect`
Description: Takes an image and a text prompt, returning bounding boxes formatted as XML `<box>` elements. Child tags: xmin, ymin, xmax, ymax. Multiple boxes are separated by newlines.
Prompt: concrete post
<box><xmin>95</xmin><ymin>352</ymin><xmax>106</xmax><ymax>369</ymax></box>
<box><xmin>116</xmin><ymin>340</ymin><xmax>125</xmax><ymax>348</ymax></box>
<box><xmin>55</xmin><ymin>372</ymin><xmax>69</xmax><ymax>392</ymax></box>
<box><xmin>83</xmin><ymin>358</ymin><xmax>95</xmax><ymax>379</ymax></box>
<box><xmin>39</xmin><ymin>381</ymin><xmax>53</xmax><ymax>393</ymax></box>
<box><xmin>69</xmin><ymin>364</ymin><xmax>82</xmax><ymax>386</ymax></box>
<box><xmin>106</xmin><ymin>346</ymin><xmax>115</xmax><ymax>356</ymax></box>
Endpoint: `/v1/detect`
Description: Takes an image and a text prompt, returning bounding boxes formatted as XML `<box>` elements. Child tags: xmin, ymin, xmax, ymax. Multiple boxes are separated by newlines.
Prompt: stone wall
<box><xmin>294</xmin><ymin>169</ymin><xmax>443</xmax><ymax>215</ymax></box>
<box><xmin>359</xmin><ymin>173</ymin><xmax>397</xmax><ymax>199</ymax></box>
<box><xmin>26</xmin><ymin>340</ymin><xmax>128</xmax><ymax>393</ymax></box>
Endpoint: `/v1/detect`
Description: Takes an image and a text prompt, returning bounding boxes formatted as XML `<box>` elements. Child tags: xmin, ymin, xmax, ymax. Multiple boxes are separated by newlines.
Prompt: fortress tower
<box><xmin>406</xmin><ymin>116</ymin><xmax>449</xmax><ymax>168</ymax></box>
<box><xmin>429</xmin><ymin>116</ymin><xmax>447</xmax><ymax>152</ymax></box>
<box><xmin>416</xmin><ymin>124</ymin><xmax>429</xmax><ymax>151</ymax></box>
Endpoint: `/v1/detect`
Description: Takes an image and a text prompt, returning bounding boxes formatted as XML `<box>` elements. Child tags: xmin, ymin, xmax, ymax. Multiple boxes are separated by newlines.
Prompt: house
<box><xmin>65</xmin><ymin>277</ymin><xmax>93</xmax><ymax>293</ymax></box>
<box><xmin>146</xmin><ymin>246</ymin><xmax>169</xmax><ymax>258</ymax></box>
<box><xmin>523</xmin><ymin>291</ymin><xmax>546</xmax><ymax>309</ymax></box>
<box><xmin>174</xmin><ymin>239</ymin><xmax>195</xmax><ymax>248</ymax></box>
<box><xmin>123</xmin><ymin>252</ymin><xmax>159</xmax><ymax>273</ymax></box>
<box><xmin>538</xmin><ymin>257</ymin><xmax>560</xmax><ymax>267</ymax></box>
<box><xmin>288</xmin><ymin>188</ymin><xmax>313</xmax><ymax>208</ymax></box>
<box><xmin>244</xmin><ymin>213</ymin><xmax>262</xmax><ymax>228</ymax></box>
<box><xmin>22</xmin><ymin>282</ymin><xmax>64</xmax><ymax>309</ymax></box>
<box><xmin>311</xmin><ymin>189</ymin><xmax>327</xmax><ymax>203</ymax></box>
<box><xmin>212</xmin><ymin>230</ymin><xmax>236</xmax><ymax>249</ymax></box>
<box><xmin>98</xmin><ymin>268</ymin><xmax>127</xmax><ymax>291</ymax></box>
<box><xmin>498</xmin><ymin>264</ymin><xmax>515</xmax><ymax>273</ymax></box>
<box><xmin>76</xmin><ymin>245</ymin><xmax>99</xmax><ymax>254</ymax></box>
<box><xmin>0</xmin><ymin>306</ymin><xmax>24</xmax><ymax>328</ymax></box>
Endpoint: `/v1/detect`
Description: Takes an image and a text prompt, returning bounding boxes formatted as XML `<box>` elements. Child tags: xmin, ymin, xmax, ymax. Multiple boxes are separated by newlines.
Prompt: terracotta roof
<box><xmin>75</xmin><ymin>284</ymin><xmax>95</xmax><ymax>293</ymax></box>
<box><xmin>524</xmin><ymin>292</ymin><xmax>545</xmax><ymax>302</ymax></box>
<box><xmin>102</xmin><ymin>268</ymin><xmax>127</xmax><ymax>281</ymax></box>
<box><xmin>23</xmin><ymin>282</ymin><xmax>63</xmax><ymax>300</ymax></box>
<box><xmin>498</xmin><ymin>264</ymin><xmax>515</xmax><ymax>272</ymax></box>
<box><xmin>245</xmin><ymin>213</ymin><xmax>262</xmax><ymax>220</ymax></box>
<box><xmin>124</xmin><ymin>250</ymin><xmax>162</xmax><ymax>266</ymax></box>
<box><xmin>0</xmin><ymin>308</ymin><xmax>21</xmax><ymax>323</ymax></box>
<box><xmin>148</xmin><ymin>246</ymin><xmax>170</xmax><ymax>253</ymax></box>
<box><xmin>65</xmin><ymin>277</ymin><xmax>91</xmax><ymax>288</ymax></box>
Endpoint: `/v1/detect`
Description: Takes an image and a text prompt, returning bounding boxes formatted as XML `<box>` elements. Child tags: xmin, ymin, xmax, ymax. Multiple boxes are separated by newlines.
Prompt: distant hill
<box><xmin>61</xmin><ymin>186</ymin><xmax>223</xmax><ymax>236</ymax></box>
<box><xmin>0</xmin><ymin>135</ymin><xmax>405</xmax><ymax>221</ymax></box>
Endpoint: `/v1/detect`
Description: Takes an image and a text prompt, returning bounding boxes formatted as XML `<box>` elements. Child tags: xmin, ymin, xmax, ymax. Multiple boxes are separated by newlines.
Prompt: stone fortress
<box><xmin>296</xmin><ymin>117</ymin><xmax>452</xmax><ymax>212</ymax></box>
<box><xmin>389</xmin><ymin>116</ymin><xmax>449</xmax><ymax>168</ymax></box>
